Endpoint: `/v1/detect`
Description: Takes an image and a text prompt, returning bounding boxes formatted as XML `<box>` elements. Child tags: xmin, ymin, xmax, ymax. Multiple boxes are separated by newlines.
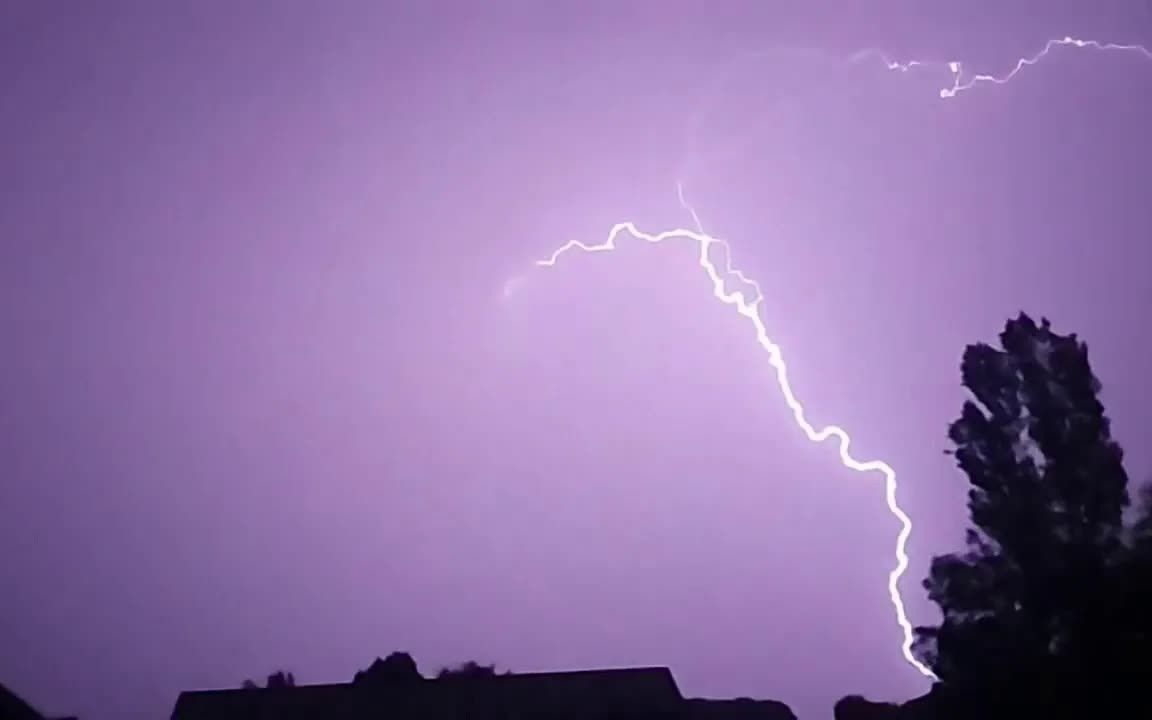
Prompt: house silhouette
<box><xmin>171</xmin><ymin>661</ymin><xmax>797</xmax><ymax>720</ymax></box>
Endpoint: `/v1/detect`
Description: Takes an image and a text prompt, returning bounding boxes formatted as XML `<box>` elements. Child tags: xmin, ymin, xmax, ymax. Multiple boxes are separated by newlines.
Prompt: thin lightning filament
<box><xmin>859</xmin><ymin>35</ymin><xmax>1152</xmax><ymax>98</ymax></box>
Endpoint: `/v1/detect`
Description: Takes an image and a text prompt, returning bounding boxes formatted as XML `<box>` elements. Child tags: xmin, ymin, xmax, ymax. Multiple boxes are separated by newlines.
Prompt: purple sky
<box><xmin>3</xmin><ymin>2</ymin><xmax>1152</xmax><ymax>719</ymax></box>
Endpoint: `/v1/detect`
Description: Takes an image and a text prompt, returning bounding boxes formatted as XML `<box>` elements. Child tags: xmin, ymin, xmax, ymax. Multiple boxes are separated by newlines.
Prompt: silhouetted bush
<box><xmin>239</xmin><ymin>670</ymin><xmax>295</xmax><ymax>689</ymax></box>
<box><xmin>352</xmin><ymin>651</ymin><xmax>424</xmax><ymax>685</ymax></box>
<box><xmin>436</xmin><ymin>660</ymin><xmax>510</xmax><ymax>679</ymax></box>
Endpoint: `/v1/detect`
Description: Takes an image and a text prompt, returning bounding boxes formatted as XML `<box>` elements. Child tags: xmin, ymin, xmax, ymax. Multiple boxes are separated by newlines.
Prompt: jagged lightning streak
<box><xmin>532</xmin><ymin>219</ymin><xmax>935</xmax><ymax>679</ymax></box>
<box><xmin>941</xmin><ymin>36</ymin><xmax>1152</xmax><ymax>98</ymax></box>
<box><xmin>517</xmin><ymin>31</ymin><xmax>1152</xmax><ymax>682</ymax></box>
<box><xmin>855</xmin><ymin>35</ymin><xmax>1152</xmax><ymax>98</ymax></box>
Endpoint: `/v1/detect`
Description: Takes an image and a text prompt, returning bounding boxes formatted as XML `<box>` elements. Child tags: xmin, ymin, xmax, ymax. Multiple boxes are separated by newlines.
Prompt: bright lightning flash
<box><xmin>532</xmin><ymin>222</ymin><xmax>935</xmax><ymax>679</ymax></box>
<box><xmin>517</xmin><ymin>32</ymin><xmax>1152</xmax><ymax>684</ymax></box>
<box><xmin>862</xmin><ymin>35</ymin><xmax>1152</xmax><ymax>98</ymax></box>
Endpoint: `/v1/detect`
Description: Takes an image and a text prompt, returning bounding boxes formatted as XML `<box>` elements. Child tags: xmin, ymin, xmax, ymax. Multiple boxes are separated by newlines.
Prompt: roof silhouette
<box><xmin>172</xmin><ymin>666</ymin><xmax>687</xmax><ymax>720</ymax></box>
<box><xmin>0</xmin><ymin>681</ymin><xmax>76</xmax><ymax>720</ymax></box>
<box><xmin>686</xmin><ymin>697</ymin><xmax>798</xmax><ymax>720</ymax></box>
<box><xmin>0</xmin><ymin>682</ymin><xmax>45</xmax><ymax>720</ymax></box>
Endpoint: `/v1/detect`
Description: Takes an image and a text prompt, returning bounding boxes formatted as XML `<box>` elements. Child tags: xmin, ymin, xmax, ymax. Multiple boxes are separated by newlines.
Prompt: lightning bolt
<box><xmin>855</xmin><ymin>35</ymin><xmax>1152</xmax><ymax>98</ymax></box>
<box><xmin>514</xmin><ymin>32</ymin><xmax>1152</xmax><ymax>683</ymax></box>
<box><xmin>532</xmin><ymin>218</ymin><xmax>935</xmax><ymax>679</ymax></box>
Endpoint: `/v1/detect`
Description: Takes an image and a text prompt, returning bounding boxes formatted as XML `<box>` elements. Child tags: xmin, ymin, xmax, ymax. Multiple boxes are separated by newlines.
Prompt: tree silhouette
<box><xmin>436</xmin><ymin>660</ymin><xmax>510</xmax><ymax>679</ymax></box>
<box><xmin>1109</xmin><ymin>482</ymin><xmax>1152</xmax><ymax>678</ymax></box>
<box><xmin>239</xmin><ymin>670</ymin><xmax>295</xmax><ymax>689</ymax></box>
<box><xmin>913</xmin><ymin>313</ymin><xmax>1145</xmax><ymax>716</ymax></box>
<box><xmin>353</xmin><ymin>651</ymin><xmax>424</xmax><ymax>685</ymax></box>
<box><xmin>1130</xmin><ymin>483</ymin><xmax>1152</xmax><ymax>544</ymax></box>
<box><xmin>265</xmin><ymin>671</ymin><xmax>295</xmax><ymax>688</ymax></box>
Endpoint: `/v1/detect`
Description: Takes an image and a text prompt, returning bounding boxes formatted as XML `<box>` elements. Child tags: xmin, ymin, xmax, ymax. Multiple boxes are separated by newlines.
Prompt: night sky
<box><xmin>3</xmin><ymin>2</ymin><xmax>1152</xmax><ymax>719</ymax></box>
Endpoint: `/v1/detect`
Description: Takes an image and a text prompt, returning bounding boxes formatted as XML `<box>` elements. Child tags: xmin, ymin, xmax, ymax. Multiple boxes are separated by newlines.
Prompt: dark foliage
<box><xmin>436</xmin><ymin>660</ymin><xmax>510</xmax><ymax>679</ymax></box>
<box><xmin>265</xmin><ymin>671</ymin><xmax>295</xmax><ymax>689</ymax></box>
<box><xmin>910</xmin><ymin>313</ymin><xmax>1152</xmax><ymax>717</ymax></box>
<box><xmin>352</xmin><ymin>651</ymin><xmax>423</xmax><ymax>685</ymax></box>
<box><xmin>239</xmin><ymin>670</ymin><xmax>295</xmax><ymax>689</ymax></box>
